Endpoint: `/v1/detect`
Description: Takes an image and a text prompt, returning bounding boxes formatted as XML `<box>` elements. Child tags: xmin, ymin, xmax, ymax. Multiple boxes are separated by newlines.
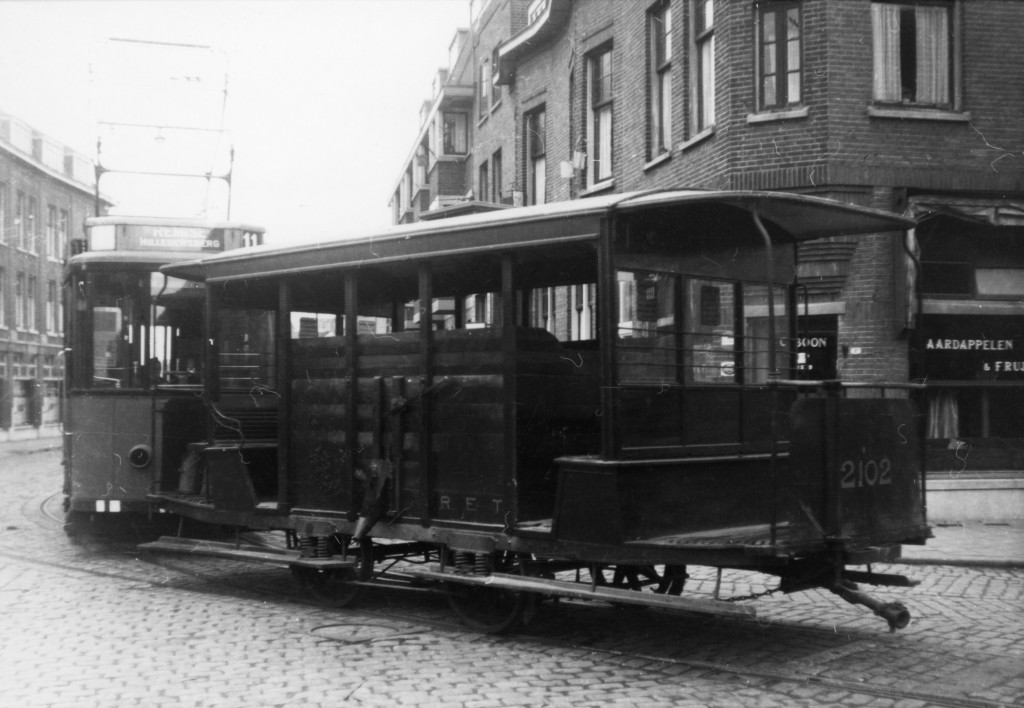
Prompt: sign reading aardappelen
<box><xmin>919</xmin><ymin>316</ymin><xmax>1024</xmax><ymax>380</ymax></box>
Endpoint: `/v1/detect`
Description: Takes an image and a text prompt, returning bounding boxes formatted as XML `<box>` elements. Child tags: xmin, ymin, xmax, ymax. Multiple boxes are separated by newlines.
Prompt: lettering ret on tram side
<box><xmin>435</xmin><ymin>494</ymin><xmax>506</xmax><ymax>517</ymax></box>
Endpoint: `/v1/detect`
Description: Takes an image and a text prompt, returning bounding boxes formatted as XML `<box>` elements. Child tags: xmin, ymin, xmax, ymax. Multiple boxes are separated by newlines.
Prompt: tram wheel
<box><xmin>447</xmin><ymin>583</ymin><xmax>529</xmax><ymax>634</ymax></box>
<box><xmin>291</xmin><ymin>537</ymin><xmax>373</xmax><ymax>607</ymax></box>
<box><xmin>445</xmin><ymin>551</ymin><xmax>532</xmax><ymax>634</ymax></box>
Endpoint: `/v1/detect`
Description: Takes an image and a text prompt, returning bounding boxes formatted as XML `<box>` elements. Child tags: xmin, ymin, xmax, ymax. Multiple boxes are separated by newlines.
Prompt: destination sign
<box><xmin>119</xmin><ymin>225</ymin><xmax>224</xmax><ymax>252</ymax></box>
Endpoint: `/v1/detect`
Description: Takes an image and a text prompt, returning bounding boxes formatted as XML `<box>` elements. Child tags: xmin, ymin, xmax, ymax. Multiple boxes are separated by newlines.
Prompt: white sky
<box><xmin>0</xmin><ymin>0</ymin><xmax>470</xmax><ymax>245</ymax></box>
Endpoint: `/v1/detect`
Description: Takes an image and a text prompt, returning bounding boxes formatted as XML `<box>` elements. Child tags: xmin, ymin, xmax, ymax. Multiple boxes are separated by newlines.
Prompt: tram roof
<box><xmin>84</xmin><ymin>215</ymin><xmax>266</xmax><ymax>233</ymax></box>
<box><xmin>163</xmin><ymin>190</ymin><xmax>915</xmax><ymax>284</ymax></box>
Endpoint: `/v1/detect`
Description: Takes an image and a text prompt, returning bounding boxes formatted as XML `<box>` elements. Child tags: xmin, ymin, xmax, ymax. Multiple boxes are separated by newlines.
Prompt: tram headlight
<box><xmin>129</xmin><ymin>444</ymin><xmax>153</xmax><ymax>469</ymax></box>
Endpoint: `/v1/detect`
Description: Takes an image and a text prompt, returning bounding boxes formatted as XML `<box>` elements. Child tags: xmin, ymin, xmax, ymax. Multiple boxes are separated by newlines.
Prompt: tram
<box><xmin>143</xmin><ymin>191</ymin><xmax>930</xmax><ymax>632</ymax></box>
<box><xmin>62</xmin><ymin>216</ymin><xmax>264</xmax><ymax>537</ymax></box>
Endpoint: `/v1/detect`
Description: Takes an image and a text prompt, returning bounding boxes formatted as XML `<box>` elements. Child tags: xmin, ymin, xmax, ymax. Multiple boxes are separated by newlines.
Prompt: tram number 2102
<box><xmin>840</xmin><ymin>457</ymin><xmax>893</xmax><ymax>489</ymax></box>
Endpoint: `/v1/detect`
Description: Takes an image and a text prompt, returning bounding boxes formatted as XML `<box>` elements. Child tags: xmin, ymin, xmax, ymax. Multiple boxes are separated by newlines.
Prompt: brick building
<box><xmin>0</xmin><ymin>111</ymin><xmax>98</xmax><ymax>441</ymax></box>
<box><xmin>390</xmin><ymin>0</ymin><xmax>1024</xmax><ymax>517</ymax></box>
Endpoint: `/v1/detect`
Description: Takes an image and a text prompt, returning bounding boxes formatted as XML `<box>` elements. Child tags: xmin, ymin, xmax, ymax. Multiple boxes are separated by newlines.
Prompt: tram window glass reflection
<box><xmin>218</xmin><ymin>309</ymin><xmax>276</xmax><ymax>390</ymax></box>
<box><xmin>90</xmin><ymin>271</ymin><xmax>146</xmax><ymax>389</ymax></box>
<box><xmin>743</xmin><ymin>284</ymin><xmax>791</xmax><ymax>384</ymax></box>
<box><xmin>683</xmin><ymin>278</ymin><xmax>736</xmax><ymax>384</ymax></box>
<box><xmin>616</xmin><ymin>270</ymin><xmax>679</xmax><ymax>384</ymax></box>
<box><xmin>151</xmin><ymin>273</ymin><xmax>205</xmax><ymax>385</ymax></box>
<box><xmin>290</xmin><ymin>312</ymin><xmax>338</xmax><ymax>338</ymax></box>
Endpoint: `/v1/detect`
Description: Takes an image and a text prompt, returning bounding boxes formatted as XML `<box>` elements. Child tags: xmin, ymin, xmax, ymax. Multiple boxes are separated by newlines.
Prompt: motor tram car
<box><xmin>63</xmin><ymin>216</ymin><xmax>264</xmax><ymax>537</ymax></box>
<box><xmin>142</xmin><ymin>191</ymin><xmax>929</xmax><ymax>632</ymax></box>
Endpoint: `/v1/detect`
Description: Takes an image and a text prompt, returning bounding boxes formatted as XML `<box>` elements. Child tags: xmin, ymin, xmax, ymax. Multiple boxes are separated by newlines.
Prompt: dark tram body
<box><xmin>63</xmin><ymin>217</ymin><xmax>264</xmax><ymax>536</ymax></box>
<box><xmin>145</xmin><ymin>191</ymin><xmax>929</xmax><ymax>631</ymax></box>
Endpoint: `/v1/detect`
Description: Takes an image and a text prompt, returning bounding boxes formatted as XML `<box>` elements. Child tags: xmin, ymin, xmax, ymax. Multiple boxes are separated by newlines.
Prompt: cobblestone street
<box><xmin>2</xmin><ymin>445</ymin><xmax>1022</xmax><ymax>707</ymax></box>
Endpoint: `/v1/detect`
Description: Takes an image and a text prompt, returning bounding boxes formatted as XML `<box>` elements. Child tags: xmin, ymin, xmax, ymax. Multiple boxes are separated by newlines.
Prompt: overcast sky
<box><xmin>0</xmin><ymin>0</ymin><xmax>469</xmax><ymax>244</ymax></box>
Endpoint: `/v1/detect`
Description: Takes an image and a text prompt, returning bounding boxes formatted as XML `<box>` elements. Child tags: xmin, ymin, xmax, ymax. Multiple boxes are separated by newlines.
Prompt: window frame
<box><xmin>525</xmin><ymin>107</ymin><xmax>547</xmax><ymax>205</ymax></box>
<box><xmin>586</xmin><ymin>44</ymin><xmax>614</xmax><ymax>188</ymax></box>
<box><xmin>491</xmin><ymin>148</ymin><xmax>503</xmax><ymax>204</ymax></box>
<box><xmin>441</xmin><ymin>111</ymin><xmax>468</xmax><ymax>156</ymax></box>
<box><xmin>478</xmin><ymin>159</ymin><xmax>489</xmax><ymax>203</ymax></box>
<box><xmin>648</xmin><ymin>1</ymin><xmax>673</xmax><ymax>160</ymax></box>
<box><xmin>755</xmin><ymin>0</ymin><xmax>803</xmax><ymax>111</ymax></box>
<box><xmin>690</xmin><ymin>0</ymin><xmax>716</xmax><ymax>133</ymax></box>
<box><xmin>871</xmin><ymin>0</ymin><xmax>957</xmax><ymax>110</ymax></box>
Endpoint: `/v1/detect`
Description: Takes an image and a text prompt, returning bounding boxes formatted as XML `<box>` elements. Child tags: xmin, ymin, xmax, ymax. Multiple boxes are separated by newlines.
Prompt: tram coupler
<box><xmin>829</xmin><ymin>580</ymin><xmax>911</xmax><ymax>632</ymax></box>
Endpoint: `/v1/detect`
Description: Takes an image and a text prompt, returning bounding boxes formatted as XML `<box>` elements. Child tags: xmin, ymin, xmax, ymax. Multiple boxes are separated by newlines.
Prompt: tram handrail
<box><xmin>770</xmin><ymin>379</ymin><xmax>930</xmax><ymax>391</ymax></box>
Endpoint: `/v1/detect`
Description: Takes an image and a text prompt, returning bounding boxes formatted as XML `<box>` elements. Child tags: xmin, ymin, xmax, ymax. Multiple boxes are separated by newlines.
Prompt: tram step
<box><xmin>139</xmin><ymin>535</ymin><xmax>356</xmax><ymax>570</ymax></box>
<box><xmin>403</xmin><ymin>566</ymin><xmax>756</xmax><ymax>618</ymax></box>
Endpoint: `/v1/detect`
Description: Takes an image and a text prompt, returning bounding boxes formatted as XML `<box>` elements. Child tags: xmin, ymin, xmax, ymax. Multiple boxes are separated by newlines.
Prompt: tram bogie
<box><xmin>143</xmin><ymin>191</ymin><xmax>929</xmax><ymax>632</ymax></box>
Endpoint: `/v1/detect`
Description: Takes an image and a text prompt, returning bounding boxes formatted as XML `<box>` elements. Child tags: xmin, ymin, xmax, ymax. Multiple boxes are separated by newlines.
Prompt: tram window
<box><xmin>403</xmin><ymin>298</ymin><xmax>461</xmax><ymax>331</ymax></box>
<box><xmin>290</xmin><ymin>312</ymin><xmax>338</xmax><ymax>338</ymax></box>
<box><xmin>218</xmin><ymin>309</ymin><xmax>276</xmax><ymax>390</ymax></box>
<box><xmin>464</xmin><ymin>293</ymin><xmax>496</xmax><ymax>329</ymax></box>
<box><xmin>527</xmin><ymin>284</ymin><xmax>597</xmax><ymax>342</ymax></box>
<box><xmin>88</xmin><ymin>271</ymin><xmax>146</xmax><ymax>389</ymax></box>
<box><xmin>743</xmin><ymin>284</ymin><xmax>791</xmax><ymax>384</ymax></box>
<box><xmin>616</xmin><ymin>271</ymin><xmax>679</xmax><ymax>383</ymax></box>
<box><xmin>683</xmin><ymin>278</ymin><xmax>736</xmax><ymax>384</ymax></box>
<box><xmin>151</xmin><ymin>273</ymin><xmax>205</xmax><ymax>385</ymax></box>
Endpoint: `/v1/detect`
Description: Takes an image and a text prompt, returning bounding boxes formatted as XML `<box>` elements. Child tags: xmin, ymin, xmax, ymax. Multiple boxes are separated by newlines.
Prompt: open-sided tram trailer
<box><xmin>143</xmin><ymin>191</ymin><xmax>929</xmax><ymax>633</ymax></box>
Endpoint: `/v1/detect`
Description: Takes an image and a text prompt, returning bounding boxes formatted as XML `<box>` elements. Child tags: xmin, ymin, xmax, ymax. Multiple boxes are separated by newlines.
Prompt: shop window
<box><xmin>975</xmin><ymin>269</ymin><xmax>1024</xmax><ymax>298</ymax></box>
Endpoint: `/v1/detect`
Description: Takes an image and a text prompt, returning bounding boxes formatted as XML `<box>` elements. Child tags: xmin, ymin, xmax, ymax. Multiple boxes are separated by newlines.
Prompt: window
<box><xmin>27</xmin><ymin>275</ymin><xmax>37</xmax><ymax>330</ymax></box>
<box><xmin>46</xmin><ymin>205</ymin><xmax>57</xmax><ymax>258</ymax></box>
<box><xmin>617</xmin><ymin>271</ymin><xmax>680</xmax><ymax>384</ymax></box>
<box><xmin>478</xmin><ymin>160</ymin><xmax>489</xmax><ymax>202</ymax></box>
<box><xmin>479</xmin><ymin>59</ymin><xmax>491</xmax><ymax>119</ymax></box>
<box><xmin>0</xmin><ymin>182</ymin><xmax>6</xmax><ymax>243</ymax></box>
<box><xmin>586</xmin><ymin>45</ymin><xmax>614</xmax><ymax>186</ymax></box>
<box><xmin>16</xmin><ymin>192</ymin><xmax>25</xmax><ymax>249</ymax></box>
<box><xmin>692</xmin><ymin>0</ymin><xmax>716</xmax><ymax>131</ymax></box>
<box><xmin>442</xmin><ymin>112</ymin><xmax>468</xmax><ymax>155</ymax></box>
<box><xmin>525</xmin><ymin>108</ymin><xmax>546</xmax><ymax>205</ymax></box>
<box><xmin>758</xmin><ymin>1</ymin><xmax>802</xmax><ymax>109</ymax></box>
<box><xmin>648</xmin><ymin>1</ymin><xmax>673</xmax><ymax>158</ymax></box>
<box><xmin>976</xmin><ymin>269</ymin><xmax>1024</xmax><ymax>298</ymax></box>
<box><xmin>491</xmin><ymin>149</ymin><xmax>503</xmax><ymax>204</ymax></box>
<box><xmin>683</xmin><ymin>277</ymin><xmax>735</xmax><ymax>383</ymax></box>
<box><xmin>47</xmin><ymin>280</ymin><xmax>58</xmax><ymax>333</ymax></box>
<box><xmin>15</xmin><ymin>272</ymin><xmax>25</xmax><ymax>330</ymax></box>
<box><xmin>27</xmin><ymin>196</ymin><xmax>37</xmax><ymax>252</ymax></box>
<box><xmin>0</xmin><ymin>268</ymin><xmax>5</xmax><ymax>327</ymax></box>
<box><xmin>872</xmin><ymin>1</ymin><xmax>952</xmax><ymax>107</ymax></box>
<box><xmin>58</xmin><ymin>210</ymin><xmax>69</xmax><ymax>259</ymax></box>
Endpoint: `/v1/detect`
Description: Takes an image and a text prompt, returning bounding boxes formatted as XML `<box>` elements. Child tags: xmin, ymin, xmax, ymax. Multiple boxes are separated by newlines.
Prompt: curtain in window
<box><xmin>927</xmin><ymin>390</ymin><xmax>960</xmax><ymax>439</ymax></box>
<box><xmin>916</xmin><ymin>5</ymin><xmax>949</xmax><ymax>105</ymax></box>
<box><xmin>872</xmin><ymin>3</ymin><xmax>901</xmax><ymax>102</ymax></box>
